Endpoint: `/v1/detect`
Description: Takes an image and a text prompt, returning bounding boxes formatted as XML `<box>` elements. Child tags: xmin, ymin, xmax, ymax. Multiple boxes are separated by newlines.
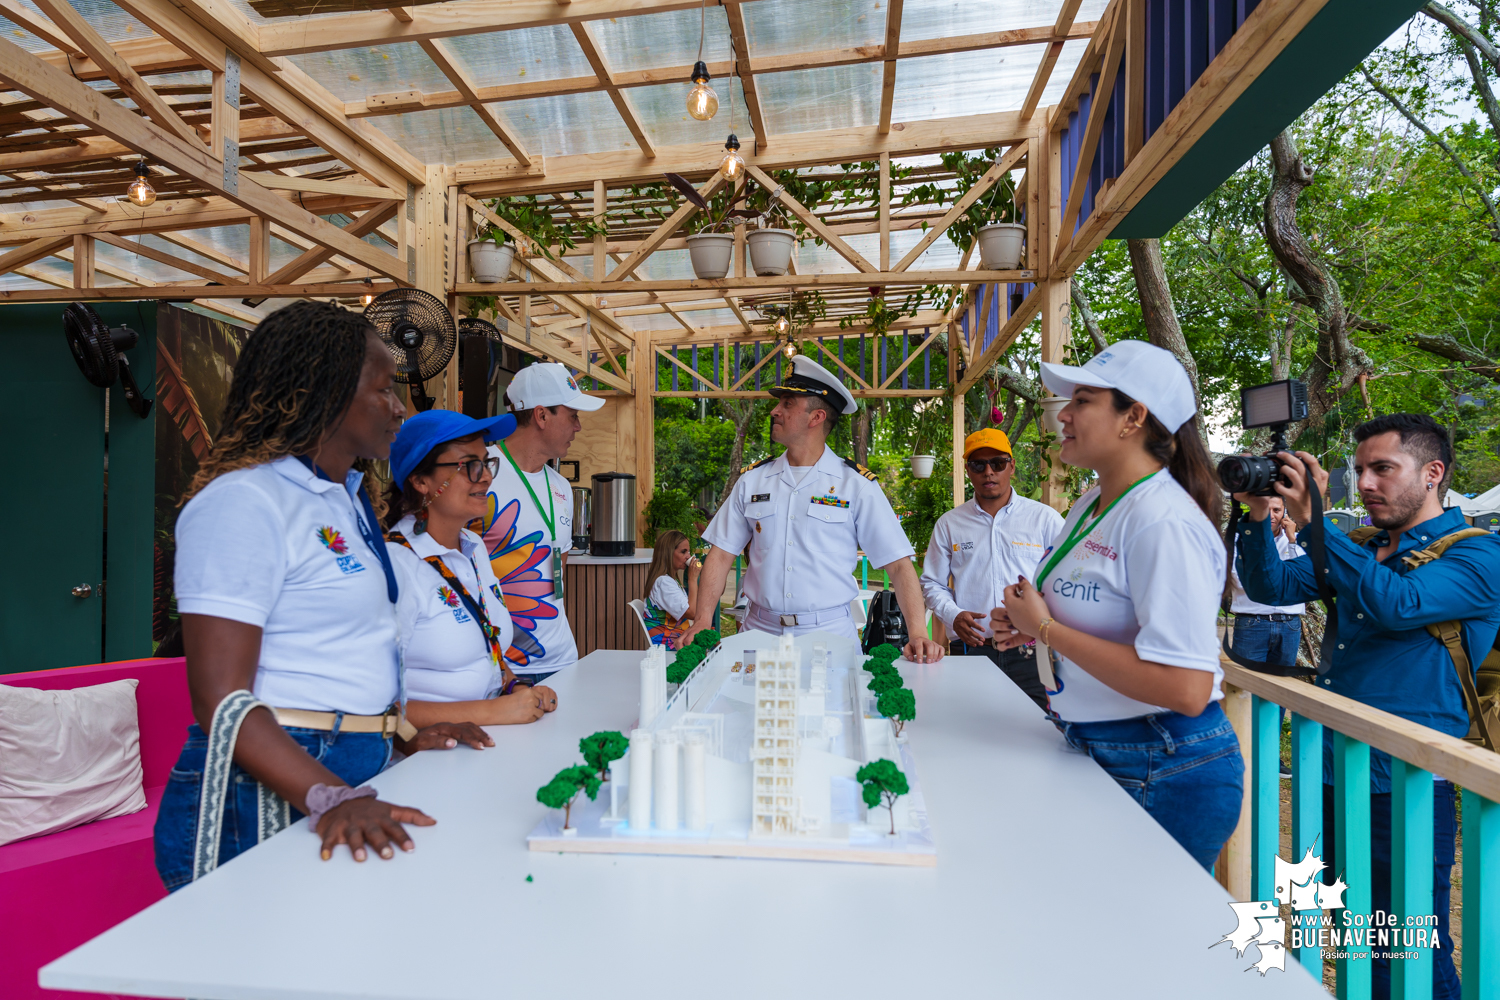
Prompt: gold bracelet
<box><xmin>1038</xmin><ymin>617</ymin><xmax>1055</xmax><ymax>646</ymax></box>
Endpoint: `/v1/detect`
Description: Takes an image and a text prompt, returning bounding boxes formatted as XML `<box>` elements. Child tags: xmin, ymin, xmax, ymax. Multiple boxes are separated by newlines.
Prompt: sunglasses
<box><xmin>966</xmin><ymin>456</ymin><xmax>1013</xmax><ymax>474</ymax></box>
<box><xmin>432</xmin><ymin>457</ymin><xmax>500</xmax><ymax>483</ymax></box>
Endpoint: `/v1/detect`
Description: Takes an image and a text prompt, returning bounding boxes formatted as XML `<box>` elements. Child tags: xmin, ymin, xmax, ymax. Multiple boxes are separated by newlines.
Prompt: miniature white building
<box><xmin>638</xmin><ymin>645</ymin><xmax>667</xmax><ymax>729</ymax></box>
<box><xmin>751</xmin><ymin>635</ymin><xmax>806</xmax><ymax>837</ymax></box>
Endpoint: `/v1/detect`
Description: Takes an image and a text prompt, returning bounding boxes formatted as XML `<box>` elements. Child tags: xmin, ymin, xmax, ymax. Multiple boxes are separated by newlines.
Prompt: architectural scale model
<box><xmin>527</xmin><ymin>629</ymin><xmax>935</xmax><ymax>866</ymax></box>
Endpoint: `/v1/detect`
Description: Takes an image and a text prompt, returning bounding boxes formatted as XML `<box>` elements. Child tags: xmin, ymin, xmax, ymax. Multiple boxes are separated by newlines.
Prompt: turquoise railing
<box><xmin>1222</xmin><ymin>662</ymin><xmax>1499</xmax><ymax>1000</ymax></box>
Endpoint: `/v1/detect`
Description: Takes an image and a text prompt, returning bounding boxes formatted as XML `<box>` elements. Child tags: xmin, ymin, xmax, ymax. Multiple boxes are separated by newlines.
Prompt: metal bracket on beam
<box><xmin>223</xmin><ymin>51</ymin><xmax>240</xmax><ymax>195</ymax></box>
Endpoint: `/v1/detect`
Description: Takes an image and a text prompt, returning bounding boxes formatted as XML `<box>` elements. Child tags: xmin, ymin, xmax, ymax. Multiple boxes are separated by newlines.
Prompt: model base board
<box><xmin>526</xmin><ymin>629</ymin><xmax>936</xmax><ymax>867</ymax></box>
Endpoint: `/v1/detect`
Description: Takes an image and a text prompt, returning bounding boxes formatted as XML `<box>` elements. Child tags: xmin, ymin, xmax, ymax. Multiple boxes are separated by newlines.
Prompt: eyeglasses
<box><xmin>432</xmin><ymin>457</ymin><xmax>500</xmax><ymax>483</ymax></box>
<box><xmin>966</xmin><ymin>456</ymin><xmax>1013</xmax><ymax>474</ymax></box>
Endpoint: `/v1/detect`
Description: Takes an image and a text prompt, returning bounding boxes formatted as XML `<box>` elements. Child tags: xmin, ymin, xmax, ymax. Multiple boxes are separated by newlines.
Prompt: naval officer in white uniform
<box><xmin>683</xmin><ymin>355</ymin><xmax>945</xmax><ymax>663</ymax></box>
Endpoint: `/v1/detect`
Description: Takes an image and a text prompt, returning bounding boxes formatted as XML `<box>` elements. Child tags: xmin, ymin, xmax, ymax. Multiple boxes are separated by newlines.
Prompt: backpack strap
<box><xmin>1348</xmin><ymin>526</ymin><xmax>1381</xmax><ymax>546</ymax></box>
<box><xmin>1425</xmin><ymin>619</ymin><xmax>1496</xmax><ymax>751</ymax></box>
<box><xmin>1401</xmin><ymin>527</ymin><xmax>1492</xmax><ymax>570</ymax></box>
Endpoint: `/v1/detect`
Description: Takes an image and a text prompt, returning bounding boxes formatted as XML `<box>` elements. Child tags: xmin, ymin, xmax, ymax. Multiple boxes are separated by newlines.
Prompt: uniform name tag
<box><xmin>751</xmin><ymin>493</ymin><xmax>771</xmax><ymax>503</ymax></box>
<box><xmin>810</xmin><ymin>494</ymin><xmax>849</xmax><ymax>508</ymax></box>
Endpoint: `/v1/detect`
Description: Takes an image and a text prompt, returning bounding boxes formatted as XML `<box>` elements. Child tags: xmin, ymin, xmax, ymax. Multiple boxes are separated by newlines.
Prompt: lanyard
<box><xmin>296</xmin><ymin>456</ymin><xmax>398</xmax><ymax>604</ymax></box>
<box><xmin>499</xmin><ymin>442</ymin><xmax>556</xmax><ymax>539</ymax></box>
<box><xmin>1034</xmin><ymin>472</ymin><xmax>1157</xmax><ymax>588</ymax></box>
<box><xmin>387</xmin><ymin>531</ymin><xmax>503</xmax><ymax>668</ymax></box>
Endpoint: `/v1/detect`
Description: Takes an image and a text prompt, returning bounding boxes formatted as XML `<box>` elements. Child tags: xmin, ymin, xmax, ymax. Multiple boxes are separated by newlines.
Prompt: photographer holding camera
<box><xmin>1235</xmin><ymin>412</ymin><xmax>1500</xmax><ymax>1000</ymax></box>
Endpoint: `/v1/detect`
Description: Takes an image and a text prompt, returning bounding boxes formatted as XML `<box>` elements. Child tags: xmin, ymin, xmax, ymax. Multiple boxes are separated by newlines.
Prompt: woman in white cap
<box><xmin>990</xmin><ymin>339</ymin><xmax>1240</xmax><ymax>869</ymax></box>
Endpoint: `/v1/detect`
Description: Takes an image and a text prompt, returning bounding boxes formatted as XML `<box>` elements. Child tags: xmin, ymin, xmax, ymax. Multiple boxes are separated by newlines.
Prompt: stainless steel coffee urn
<box><xmin>571</xmin><ymin>487</ymin><xmax>591</xmax><ymax>553</ymax></box>
<box><xmin>589</xmin><ymin>472</ymin><xmax>636</xmax><ymax>557</ymax></box>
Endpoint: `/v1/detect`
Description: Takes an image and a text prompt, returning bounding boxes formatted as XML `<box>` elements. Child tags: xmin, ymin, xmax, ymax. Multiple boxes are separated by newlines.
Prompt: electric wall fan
<box><xmin>364</xmin><ymin>288</ymin><xmax>455</xmax><ymax>412</ymax></box>
<box><xmin>61</xmin><ymin>303</ymin><xmax>153</xmax><ymax>418</ymax></box>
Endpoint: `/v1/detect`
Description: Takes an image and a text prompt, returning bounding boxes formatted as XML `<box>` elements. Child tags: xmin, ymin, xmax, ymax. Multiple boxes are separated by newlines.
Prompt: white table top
<box><xmin>43</xmin><ymin>651</ymin><xmax>1325</xmax><ymax>1000</ymax></box>
<box><xmin>566</xmin><ymin>546</ymin><xmax>651</xmax><ymax>565</ymax></box>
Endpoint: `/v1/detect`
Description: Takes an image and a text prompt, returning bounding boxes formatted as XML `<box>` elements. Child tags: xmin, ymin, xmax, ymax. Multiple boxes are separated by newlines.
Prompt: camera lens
<box><xmin>1217</xmin><ymin>455</ymin><xmax>1278</xmax><ymax>495</ymax></box>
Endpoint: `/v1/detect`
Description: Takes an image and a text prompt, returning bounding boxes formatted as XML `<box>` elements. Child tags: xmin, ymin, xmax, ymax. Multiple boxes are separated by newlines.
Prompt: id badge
<box><xmin>551</xmin><ymin>548</ymin><xmax>565</xmax><ymax>599</ymax></box>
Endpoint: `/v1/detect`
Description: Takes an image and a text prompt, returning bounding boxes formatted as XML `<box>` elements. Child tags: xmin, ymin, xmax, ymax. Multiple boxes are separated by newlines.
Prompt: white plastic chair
<box><xmin>627</xmin><ymin>599</ymin><xmax>652</xmax><ymax>645</ymax></box>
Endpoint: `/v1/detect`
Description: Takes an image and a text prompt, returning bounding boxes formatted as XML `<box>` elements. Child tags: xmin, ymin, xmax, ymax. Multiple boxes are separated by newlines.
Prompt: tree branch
<box><xmin>1413</xmin><ymin>331</ymin><xmax>1500</xmax><ymax>382</ymax></box>
<box><xmin>1424</xmin><ymin>1</ymin><xmax>1500</xmax><ymax>74</ymax></box>
<box><xmin>1070</xmin><ymin>282</ymin><xmax>1109</xmax><ymax>355</ymax></box>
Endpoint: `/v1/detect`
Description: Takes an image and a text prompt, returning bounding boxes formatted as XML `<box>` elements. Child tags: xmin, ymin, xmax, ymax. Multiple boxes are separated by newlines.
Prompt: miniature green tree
<box><xmin>867</xmin><ymin>671</ymin><xmax>903</xmax><ymax>695</ymax></box>
<box><xmin>691</xmin><ymin>628</ymin><xmax>721</xmax><ymax>649</ymax></box>
<box><xmin>869</xmin><ymin>643</ymin><xmax>902</xmax><ymax>663</ymax></box>
<box><xmin>536</xmin><ymin>765</ymin><xmax>602</xmax><ymax>830</ymax></box>
<box><xmin>667</xmin><ymin>645</ymin><xmax>705</xmax><ymax>685</ymax></box>
<box><xmin>579</xmin><ymin>731</ymin><xmax>629</xmax><ymax>781</ymax></box>
<box><xmin>856</xmin><ymin>758</ymin><xmax>910</xmax><ymax>835</ymax></box>
<box><xmin>867</xmin><ymin>660</ymin><xmax>899</xmax><ymax>678</ymax></box>
<box><xmin>876</xmin><ymin>687</ymin><xmax>916</xmax><ymax>735</ymax></box>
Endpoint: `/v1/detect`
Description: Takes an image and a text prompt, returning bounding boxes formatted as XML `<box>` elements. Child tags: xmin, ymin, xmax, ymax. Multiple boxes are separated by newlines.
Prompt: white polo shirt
<box><xmin>921</xmin><ymin>492</ymin><xmax>1064</xmax><ymax>638</ymax></box>
<box><xmin>648</xmin><ymin>574</ymin><xmax>690</xmax><ymax>620</ymax></box>
<box><xmin>1230</xmin><ymin>528</ymin><xmax>1306</xmax><ymax>615</ymax></box>
<box><xmin>173</xmin><ymin>456</ymin><xmax>398</xmax><ymax>715</ymax></box>
<box><xmin>478</xmin><ymin>445</ymin><xmax>577</xmax><ymax>675</ymax></box>
<box><xmin>390</xmin><ymin>514</ymin><xmax>514</xmax><ymax>703</ymax></box>
<box><xmin>702</xmin><ymin>446</ymin><xmax>914</xmax><ymax>618</ymax></box>
<box><xmin>1041</xmin><ymin>470</ymin><xmax>1226</xmax><ymax>723</ymax></box>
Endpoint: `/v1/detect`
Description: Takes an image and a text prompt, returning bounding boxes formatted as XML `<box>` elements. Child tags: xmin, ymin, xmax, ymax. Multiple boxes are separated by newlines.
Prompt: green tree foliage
<box><xmin>667</xmin><ymin>645</ymin><xmax>705</xmax><ymax>685</ymax></box>
<box><xmin>579</xmin><ymin>731</ymin><xmax>629</xmax><ymax>781</ymax></box>
<box><xmin>869</xmin><ymin>643</ymin><xmax>902</xmax><ymax>663</ymax></box>
<box><xmin>876</xmin><ymin>687</ymin><xmax>916</xmax><ymax>735</ymax></box>
<box><xmin>867</xmin><ymin>671</ymin><xmax>903</xmax><ymax>694</ymax></box>
<box><xmin>856</xmin><ymin>758</ymin><xmax>911</xmax><ymax>835</ymax></box>
<box><xmin>691</xmin><ymin>628</ymin><xmax>720</xmax><ymax>649</ymax></box>
<box><xmin>536</xmin><ymin>765</ymin><xmax>602</xmax><ymax>829</ymax></box>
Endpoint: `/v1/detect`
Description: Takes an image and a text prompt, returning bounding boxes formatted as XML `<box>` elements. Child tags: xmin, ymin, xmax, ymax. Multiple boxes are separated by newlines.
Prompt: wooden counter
<box><xmin>563</xmin><ymin>548</ymin><xmax>652</xmax><ymax>657</ymax></box>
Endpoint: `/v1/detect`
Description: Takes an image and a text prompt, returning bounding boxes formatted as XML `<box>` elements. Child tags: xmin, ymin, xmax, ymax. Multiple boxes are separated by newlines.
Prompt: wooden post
<box><xmin>410</xmin><ymin>164</ymin><xmax>454</xmax><ymax>409</ymax></box>
<box><xmin>879</xmin><ymin>151</ymin><xmax>891</xmax><ymax>272</ymax></box>
<box><xmin>71</xmin><ymin>234</ymin><xmax>93</xmax><ymax>288</ymax></box>
<box><xmin>632</xmin><ymin>335</ymin><xmax>654</xmax><ymax>545</ymax></box>
<box><xmin>1039</xmin><ymin>276</ymin><xmax>1070</xmax><ymax>510</ymax></box>
<box><xmin>952</xmin><ymin>384</ymin><xmax>964</xmax><ymax>507</ymax></box>
<box><xmin>592</xmin><ymin>179</ymin><xmax>606</xmax><ymax>284</ymax></box>
<box><xmin>734</xmin><ymin>222</ymin><xmax>746</xmax><ymax>278</ymax></box>
<box><xmin>247</xmin><ymin>217</ymin><xmax>268</xmax><ymax>284</ymax></box>
<box><xmin>1216</xmin><ymin>682</ymin><xmax>1253</xmax><ymax>901</ymax></box>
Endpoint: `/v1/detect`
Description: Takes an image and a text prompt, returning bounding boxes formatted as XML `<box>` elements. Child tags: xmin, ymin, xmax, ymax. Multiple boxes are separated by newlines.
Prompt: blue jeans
<box><xmin>154</xmin><ymin>722</ymin><xmax>392</xmax><ymax>892</ymax></box>
<box><xmin>1232</xmin><ymin>615</ymin><xmax>1302</xmax><ymax>668</ymax></box>
<box><xmin>1321</xmin><ymin>781</ymin><xmax>1460</xmax><ymax>1000</ymax></box>
<box><xmin>514</xmin><ymin>670</ymin><xmax>558</xmax><ymax>685</ymax></box>
<box><xmin>1055</xmin><ymin>703</ymin><xmax>1244</xmax><ymax>870</ymax></box>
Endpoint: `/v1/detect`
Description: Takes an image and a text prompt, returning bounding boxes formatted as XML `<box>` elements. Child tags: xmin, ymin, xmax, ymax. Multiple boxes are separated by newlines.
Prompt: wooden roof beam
<box><xmin>723</xmin><ymin>2</ymin><xmax>768</xmax><ymax>153</ymax></box>
<box><xmin>420</xmin><ymin>37</ymin><xmax>534</xmax><ymax>166</ymax></box>
<box><xmin>569</xmin><ymin>22</ymin><xmax>655</xmax><ymax>158</ymax></box>
<box><xmin>0</xmin><ymin>0</ymin><xmax>81</xmax><ymax>56</ymax></box>
<box><xmin>1020</xmin><ymin>0</ymin><xmax>1086</xmax><ymax>121</ymax></box>
<box><xmin>877</xmin><ymin>0</ymin><xmax>905</xmax><ymax>135</ymax></box>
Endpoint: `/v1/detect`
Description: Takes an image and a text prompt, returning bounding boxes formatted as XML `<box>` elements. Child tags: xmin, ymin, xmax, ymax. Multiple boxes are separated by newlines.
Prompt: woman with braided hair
<box><xmin>154</xmin><ymin>301</ymin><xmax>489</xmax><ymax>891</ymax></box>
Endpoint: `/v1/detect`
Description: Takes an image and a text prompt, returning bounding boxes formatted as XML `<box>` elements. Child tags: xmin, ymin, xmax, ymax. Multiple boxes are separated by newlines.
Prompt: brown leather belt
<box><xmin>273</xmin><ymin>707</ymin><xmax>401</xmax><ymax>737</ymax></box>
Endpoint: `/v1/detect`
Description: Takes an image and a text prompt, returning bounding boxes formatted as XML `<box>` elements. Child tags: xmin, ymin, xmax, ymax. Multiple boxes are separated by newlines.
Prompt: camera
<box><xmin>1216</xmin><ymin>379</ymin><xmax>1309</xmax><ymax>496</ymax></box>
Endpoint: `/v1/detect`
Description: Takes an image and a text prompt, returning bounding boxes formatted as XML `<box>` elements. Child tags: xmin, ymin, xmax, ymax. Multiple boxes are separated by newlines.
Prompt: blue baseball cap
<box><xmin>390</xmin><ymin>410</ymin><xmax>517</xmax><ymax>487</ymax></box>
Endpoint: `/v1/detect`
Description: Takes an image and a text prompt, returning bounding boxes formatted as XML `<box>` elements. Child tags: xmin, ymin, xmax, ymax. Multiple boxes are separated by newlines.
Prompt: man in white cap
<box><xmin>477</xmin><ymin>362</ymin><xmax>603</xmax><ymax>686</ymax></box>
<box><xmin>684</xmin><ymin>355</ymin><xmax>945</xmax><ymax>662</ymax></box>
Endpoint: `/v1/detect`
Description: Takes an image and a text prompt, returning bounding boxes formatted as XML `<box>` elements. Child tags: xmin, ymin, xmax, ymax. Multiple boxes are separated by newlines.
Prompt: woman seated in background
<box><xmin>642</xmin><ymin>530</ymin><xmax>702</xmax><ymax>649</ymax></box>
<box><xmin>385</xmin><ymin>410</ymin><xmax>558</xmax><ymax>725</ymax></box>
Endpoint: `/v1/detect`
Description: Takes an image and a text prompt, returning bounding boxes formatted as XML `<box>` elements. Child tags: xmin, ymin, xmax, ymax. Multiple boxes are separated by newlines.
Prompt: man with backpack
<box><xmin>1236</xmin><ymin>413</ymin><xmax>1500</xmax><ymax>1000</ymax></box>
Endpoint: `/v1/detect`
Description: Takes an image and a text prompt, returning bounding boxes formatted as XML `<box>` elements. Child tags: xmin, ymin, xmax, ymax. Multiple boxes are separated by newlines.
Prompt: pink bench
<box><xmin>0</xmin><ymin>658</ymin><xmax>192</xmax><ymax>1000</ymax></box>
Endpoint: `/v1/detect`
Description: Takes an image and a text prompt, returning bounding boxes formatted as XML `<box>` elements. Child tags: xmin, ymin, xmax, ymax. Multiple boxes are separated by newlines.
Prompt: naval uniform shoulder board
<box><xmin>741</xmin><ymin>456</ymin><xmax>774</xmax><ymax>474</ymax></box>
<box><xmin>843</xmin><ymin>457</ymin><xmax>878</xmax><ymax>481</ymax></box>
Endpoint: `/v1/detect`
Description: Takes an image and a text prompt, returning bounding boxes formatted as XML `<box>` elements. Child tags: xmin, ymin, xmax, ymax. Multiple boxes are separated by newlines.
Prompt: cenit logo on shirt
<box><xmin>1213</xmin><ymin>843</ymin><xmax>1438</xmax><ymax>975</ymax></box>
<box><xmin>1050</xmin><ymin>567</ymin><xmax>1100</xmax><ymax>602</ymax></box>
<box><xmin>316</xmin><ymin>526</ymin><xmax>365</xmax><ymax>575</ymax></box>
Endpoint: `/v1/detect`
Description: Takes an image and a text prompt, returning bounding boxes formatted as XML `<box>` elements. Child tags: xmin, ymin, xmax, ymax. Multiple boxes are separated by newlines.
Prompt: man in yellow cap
<box><xmin>920</xmin><ymin>428</ymin><xmax>1063</xmax><ymax>708</ymax></box>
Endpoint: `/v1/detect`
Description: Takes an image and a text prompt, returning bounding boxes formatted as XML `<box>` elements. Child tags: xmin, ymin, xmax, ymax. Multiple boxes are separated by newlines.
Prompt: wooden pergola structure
<box><xmin>0</xmin><ymin>0</ymin><xmax>1424</xmax><ymax>522</ymax></box>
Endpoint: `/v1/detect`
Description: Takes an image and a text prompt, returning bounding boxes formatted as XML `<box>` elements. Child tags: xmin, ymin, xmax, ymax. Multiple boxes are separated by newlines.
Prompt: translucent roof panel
<box><xmin>742</xmin><ymin>0</ymin><xmax>884</xmax><ymax>60</ymax></box>
<box><xmin>590</xmin><ymin>5</ymin><xmax>732</xmax><ymax>74</ymax></box>
<box><xmin>45</xmin><ymin>0</ymin><xmax>152</xmax><ymax>43</ymax></box>
<box><xmin>290</xmin><ymin>44</ymin><xmax>453</xmax><ymax>104</ymax></box>
<box><xmin>445</xmin><ymin>25</ymin><xmax>593</xmax><ymax>91</ymax></box>
<box><xmin>369</xmin><ymin>105</ymin><xmax>514</xmax><ymax>165</ymax></box>
<box><xmin>901</xmin><ymin>0</ymin><xmax>1110</xmax><ymax>42</ymax></box>
<box><xmin>0</xmin><ymin>13</ymin><xmax>56</xmax><ymax>52</ymax></box>
<box><xmin>628</xmin><ymin>77</ymin><xmax>751</xmax><ymax>149</ymax></box>
<box><xmin>758</xmin><ymin>63</ymin><xmax>883</xmax><ymax>134</ymax></box>
<box><xmin>892</xmin><ymin>42</ymin><xmax>1062</xmax><ymax>120</ymax></box>
<box><xmin>503</xmin><ymin>90</ymin><xmax>640</xmax><ymax>159</ymax></box>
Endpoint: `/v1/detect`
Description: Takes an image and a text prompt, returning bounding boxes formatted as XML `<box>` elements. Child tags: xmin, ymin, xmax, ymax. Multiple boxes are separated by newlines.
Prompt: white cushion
<box><xmin>0</xmin><ymin>678</ymin><xmax>147</xmax><ymax>847</ymax></box>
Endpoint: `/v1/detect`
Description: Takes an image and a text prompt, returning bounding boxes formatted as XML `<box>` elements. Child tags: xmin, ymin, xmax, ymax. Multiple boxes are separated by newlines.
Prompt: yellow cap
<box><xmin>963</xmin><ymin>428</ymin><xmax>1012</xmax><ymax>458</ymax></box>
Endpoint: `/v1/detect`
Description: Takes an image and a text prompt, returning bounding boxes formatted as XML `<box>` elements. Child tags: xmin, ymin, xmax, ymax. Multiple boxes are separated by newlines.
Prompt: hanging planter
<box><xmin>685</xmin><ymin>233</ymin><xmax>734</xmax><ymax>279</ymax></box>
<box><xmin>467</xmin><ymin>238</ymin><xmax>515</xmax><ymax>283</ymax></box>
<box><xmin>1040</xmin><ymin>396</ymin><xmax>1069</xmax><ymax>436</ymax></box>
<box><xmin>747</xmin><ymin>228</ymin><xmax>796</xmax><ymax>276</ymax></box>
<box><xmin>909</xmin><ymin>455</ymin><xmax>935</xmax><ymax>479</ymax></box>
<box><xmin>977</xmin><ymin>222</ymin><xmax>1026</xmax><ymax>270</ymax></box>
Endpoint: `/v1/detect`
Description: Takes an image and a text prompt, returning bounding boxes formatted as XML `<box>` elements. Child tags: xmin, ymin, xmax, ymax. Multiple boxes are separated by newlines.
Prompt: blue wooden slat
<box><xmin>1391</xmin><ymin>759</ymin><xmax>1433</xmax><ymax>1000</ymax></box>
<box><xmin>1209</xmin><ymin>0</ymin><xmax>1236</xmax><ymax>57</ymax></box>
<box><xmin>1462</xmin><ymin>789</ymin><xmax>1498</xmax><ymax>1000</ymax></box>
<box><xmin>754</xmin><ymin>341</ymin><xmax>762</xmax><ymax>389</ymax></box>
<box><xmin>1168</xmin><ymin>0</ymin><xmax>1188</xmax><ymax>110</ymax></box>
<box><xmin>713</xmin><ymin>343</ymin><xmax>720</xmax><ymax>387</ymax></box>
<box><xmin>1291</xmin><ymin>713</ymin><xmax>1324</xmax><ymax>974</ymax></box>
<box><xmin>1146</xmin><ymin>0</ymin><xmax>1167</xmax><ymax>138</ymax></box>
<box><xmin>1251</xmin><ymin>694</ymin><xmax>1280</xmax><ymax>901</ymax></box>
<box><xmin>691</xmin><ymin>344</ymin><xmax>700</xmax><ymax>391</ymax></box>
<box><xmin>901</xmin><ymin>333</ymin><xmax>909</xmax><ymax>390</ymax></box>
<box><xmin>672</xmin><ymin>347</ymin><xmax>679</xmax><ymax>391</ymax></box>
<box><xmin>1188</xmin><ymin>0</ymin><xmax>1210</xmax><ymax>85</ymax></box>
<box><xmin>1334</xmin><ymin>733</ymin><xmax>1372</xmax><ymax>999</ymax></box>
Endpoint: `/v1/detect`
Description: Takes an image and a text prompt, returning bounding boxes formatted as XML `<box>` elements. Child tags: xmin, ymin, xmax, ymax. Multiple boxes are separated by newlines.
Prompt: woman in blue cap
<box><xmin>385</xmin><ymin>410</ymin><xmax>559</xmax><ymax>725</ymax></box>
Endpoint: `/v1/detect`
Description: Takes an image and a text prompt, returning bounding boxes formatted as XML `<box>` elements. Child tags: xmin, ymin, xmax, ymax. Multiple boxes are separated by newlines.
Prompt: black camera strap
<box><xmin>1221</xmin><ymin>476</ymin><xmax>1337</xmax><ymax>677</ymax></box>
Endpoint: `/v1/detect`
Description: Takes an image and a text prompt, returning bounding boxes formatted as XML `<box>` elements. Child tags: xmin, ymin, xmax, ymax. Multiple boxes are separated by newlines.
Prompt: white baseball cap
<box><xmin>1039</xmin><ymin>340</ymin><xmax>1197</xmax><ymax>433</ymax></box>
<box><xmin>506</xmin><ymin>362</ymin><xmax>605</xmax><ymax>412</ymax></box>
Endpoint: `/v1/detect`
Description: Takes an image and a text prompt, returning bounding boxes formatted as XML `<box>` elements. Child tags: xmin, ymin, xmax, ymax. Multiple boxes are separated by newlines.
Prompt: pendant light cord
<box><xmin>697</xmin><ymin>0</ymin><xmax>706</xmax><ymax>63</ymax></box>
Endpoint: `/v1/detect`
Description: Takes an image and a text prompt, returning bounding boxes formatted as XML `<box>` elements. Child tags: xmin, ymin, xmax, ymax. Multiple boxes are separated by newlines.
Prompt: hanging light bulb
<box><xmin>361</xmin><ymin>292</ymin><xmax>374</xmax><ymax>306</ymax></box>
<box><xmin>720</xmin><ymin>133</ymin><xmax>745</xmax><ymax>180</ymax></box>
<box><xmin>687</xmin><ymin>60</ymin><xmax>718</xmax><ymax>121</ymax></box>
<box><xmin>773</xmin><ymin>311</ymin><xmax>790</xmax><ymax>337</ymax></box>
<box><xmin>126</xmin><ymin>161</ymin><xmax>156</xmax><ymax>207</ymax></box>
<box><xmin>782</xmin><ymin>337</ymin><xmax>798</xmax><ymax>359</ymax></box>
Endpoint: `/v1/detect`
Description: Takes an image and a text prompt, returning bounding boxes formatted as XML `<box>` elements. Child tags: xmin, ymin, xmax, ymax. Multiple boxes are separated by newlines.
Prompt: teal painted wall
<box><xmin>1111</xmin><ymin>0</ymin><xmax>1429</xmax><ymax>239</ymax></box>
<box><xmin>104</xmin><ymin>302</ymin><xmax>157</xmax><ymax>663</ymax></box>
